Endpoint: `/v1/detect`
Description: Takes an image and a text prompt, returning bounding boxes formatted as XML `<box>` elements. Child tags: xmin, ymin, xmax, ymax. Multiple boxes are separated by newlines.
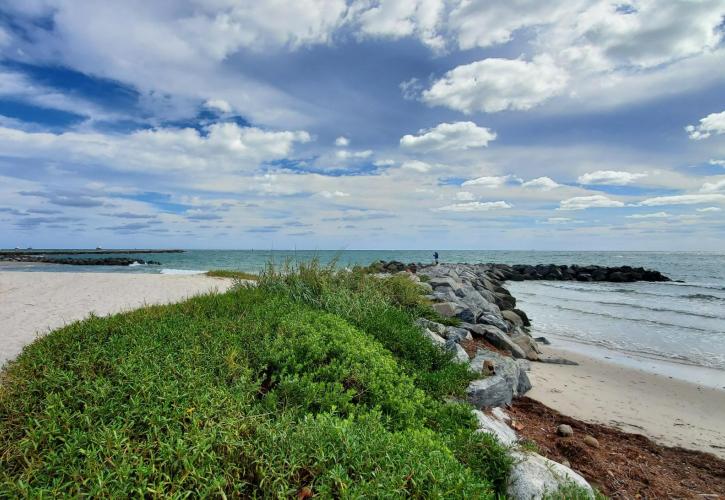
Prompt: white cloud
<box><xmin>0</xmin><ymin>123</ymin><xmax>311</xmax><ymax>175</ymax></box>
<box><xmin>639</xmin><ymin>194</ymin><xmax>725</xmax><ymax>206</ymax></box>
<box><xmin>577</xmin><ymin>170</ymin><xmax>647</xmax><ymax>185</ymax></box>
<box><xmin>558</xmin><ymin>195</ymin><xmax>625</xmax><ymax>210</ymax></box>
<box><xmin>710</xmin><ymin>159</ymin><xmax>725</xmax><ymax>167</ymax></box>
<box><xmin>461</xmin><ymin>175</ymin><xmax>511</xmax><ymax>188</ymax></box>
<box><xmin>686</xmin><ymin>110</ymin><xmax>725</xmax><ymax>140</ymax></box>
<box><xmin>335</xmin><ymin>136</ymin><xmax>349</xmax><ymax>147</ymax></box>
<box><xmin>422</xmin><ymin>56</ymin><xmax>568</xmax><ymax>113</ymax></box>
<box><xmin>336</xmin><ymin>149</ymin><xmax>373</xmax><ymax>159</ymax></box>
<box><xmin>400</xmin><ymin>160</ymin><xmax>432</xmax><ymax>172</ymax></box>
<box><xmin>434</xmin><ymin>201</ymin><xmax>512</xmax><ymax>212</ymax></box>
<box><xmin>545</xmin><ymin>217</ymin><xmax>573</xmax><ymax>224</ymax></box>
<box><xmin>400</xmin><ymin>121</ymin><xmax>496</xmax><ymax>151</ymax></box>
<box><xmin>697</xmin><ymin>206</ymin><xmax>722</xmax><ymax>212</ymax></box>
<box><xmin>625</xmin><ymin>212</ymin><xmax>670</xmax><ymax>219</ymax></box>
<box><xmin>521</xmin><ymin>176</ymin><xmax>561</xmax><ymax>190</ymax></box>
<box><xmin>204</xmin><ymin>99</ymin><xmax>232</xmax><ymax>113</ymax></box>
<box><xmin>700</xmin><ymin>178</ymin><xmax>725</xmax><ymax>193</ymax></box>
<box><xmin>354</xmin><ymin>0</ymin><xmax>446</xmax><ymax>50</ymax></box>
<box><xmin>373</xmin><ymin>159</ymin><xmax>396</xmax><ymax>167</ymax></box>
<box><xmin>318</xmin><ymin>190</ymin><xmax>350</xmax><ymax>198</ymax></box>
<box><xmin>455</xmin><ymin>191</ymin><xmax>475</xmax><ymax>201</ymax></box>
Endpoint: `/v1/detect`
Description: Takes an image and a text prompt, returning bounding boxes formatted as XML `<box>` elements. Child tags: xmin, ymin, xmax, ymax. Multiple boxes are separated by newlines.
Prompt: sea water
<box><xmin>3</xmin><ymin>250</ymin><xmax>724</xmax><ymax>377</ymax></box>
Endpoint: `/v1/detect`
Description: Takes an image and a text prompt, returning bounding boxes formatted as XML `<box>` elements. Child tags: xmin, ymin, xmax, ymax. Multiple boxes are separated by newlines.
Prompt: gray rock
<box><xmin>502</xmin><ymin>309</ymin><xmax>524</xmax><ymax>328</ymax></box>
<box><xmin>443</xmin><ymin>326</ymin><xmax>472</xmax><ymax>342</ymax></box>
<box><xmin>432</xmin><ymin>302</ymin><xmax>461</xmax><ymax>318</ymax></box>
<box><xmin>466</xmin><ymin>376</ymin><xmax>512</xmax><ymax>408</ymax></box>
<box><xmin>415</xmin><ymin>317</ymin><xmax>446</xmax><ymax>335</ymax></box>
<box><xmin>557</xmin><ymin>424</ymin><xmax>574</xmax><ymax>437</ymax></box>
<box><xmin>472</xmin><ymin>409</ymin><xmax>518</xmax><ymax>446</ymax></box>
<box><xmin>464</xmin><ymin>323</ymin><xmax>527</xmax><ymax>359</ymax></box>
<box><xmin>446</xmin><ymin>341</ymin><xmax>470</xmax><ymax>363</ymax></box>
<box><xmin>534</xmin><ymin>336</ymin><xmax>551</xmax><ymax>345</ymax></box>
<box><xmin>583</xmin><ymin>435</ymin><xmax>599</xmax><ymax>448</ymax></box>
<box><xmin>423</xmin><ymin>328</ymin><xmax>446</xmax><ymax>346</ymax></box>
<box><xmin>418</xmin><ymin>281</ymin><xmax>433</xmax><ymax>293</ymax></box>
<box><xmin>507</xmin><ymin>451</ymin><xmax>593</xmax><ymax>499</ymax></box>
<box><xmin>539</xmin><ymin>357</ymin><xmax>579</xmax><ymax>366</ymax></box>
<box><xmin>469</xmin><ymin>349</ymin><xmax>532</xmax><ymax>403</ymax></box>
<box><xmin>510</xmin><ymin>332</ymin><xmax>540</xmax><ymax>361</ymax></box>
<box><xmin>429</xmin><ymin>276</ymin><xmax>463</xmax><ymax>293</ymax></box>
<box><xmin>476</xmin><ymin>311</ymin><xmax>510</xmax><ymax>332</ymax></box>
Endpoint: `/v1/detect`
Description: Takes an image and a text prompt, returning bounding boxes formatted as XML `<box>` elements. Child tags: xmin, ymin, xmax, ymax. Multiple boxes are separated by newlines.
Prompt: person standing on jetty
<box><xmin>433</xmin><ymin>251</ymin><xmax>439</xmax><ymax>265</ymax></box>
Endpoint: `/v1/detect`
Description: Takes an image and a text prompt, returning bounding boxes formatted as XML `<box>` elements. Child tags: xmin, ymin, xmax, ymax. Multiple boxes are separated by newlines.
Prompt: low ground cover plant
<box><xmin>0</xmin><ymin>262</ymin><xmax>510</xmax><ymax>497</ymax></box>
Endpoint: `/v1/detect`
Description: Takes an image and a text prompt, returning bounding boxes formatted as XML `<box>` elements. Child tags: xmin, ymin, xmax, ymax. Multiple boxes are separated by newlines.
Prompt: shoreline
<box><xmin>528</xmin><ymin>343</ymin><xmax>725</xmax><ymax>459</ymax></box>
<box><xmin>0</xmin><ymin>271</ymin><xmax>233</xmax><ymax>367</ymax></box>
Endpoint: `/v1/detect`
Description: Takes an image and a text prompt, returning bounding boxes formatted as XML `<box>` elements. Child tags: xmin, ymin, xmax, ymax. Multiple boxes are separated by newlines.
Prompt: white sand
<box><xmin>529</xmin><ymin>345</ymin><xmax>725</xmax><ymax>459</ymax></box>
<box><xmin>0</xmin><ymin>271</ymin><xmax>233</xmax><ymax>367</ymax></box>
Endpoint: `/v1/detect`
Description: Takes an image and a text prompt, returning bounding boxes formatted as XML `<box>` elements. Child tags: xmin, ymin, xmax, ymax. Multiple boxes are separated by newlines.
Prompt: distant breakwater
<box><xmin>0</xmin><ymin>255</ymin><xmax>162</xmax><ymax>266</ymax></box>
<box><xmin>372</xmin><ymin>261</ymin><xmax>672</xmax><ymax>283</ymax></box>
<box><xmin>0</xmin><ymin>249</ymin><xmax>183</xmax><ymax>266</ymax></box>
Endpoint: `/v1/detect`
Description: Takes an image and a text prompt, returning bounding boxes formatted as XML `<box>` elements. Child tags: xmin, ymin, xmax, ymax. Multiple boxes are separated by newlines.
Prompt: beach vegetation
<box><xmin>0</xmin><ymin>261</ymin><xmax>510</xmax><ymax>497</ymax></box>
<box><xmin>205</xmin><ymin>269</ymin><xmax>258</xmax><ymax>280</ymax></box>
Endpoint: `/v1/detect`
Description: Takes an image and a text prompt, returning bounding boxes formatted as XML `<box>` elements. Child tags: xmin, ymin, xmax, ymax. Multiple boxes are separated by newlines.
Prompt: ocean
<box><xmin>2</xmin><ymin>250</ymin><xmax>724</xmax><ymax>377</ymax></box>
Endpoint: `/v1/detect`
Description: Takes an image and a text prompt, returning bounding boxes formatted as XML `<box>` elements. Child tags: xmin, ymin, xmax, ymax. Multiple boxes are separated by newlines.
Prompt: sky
<box><xmin>1</xmin><ymin>1</ymin><xmax>724</xmax><ymax>251</ymax></box>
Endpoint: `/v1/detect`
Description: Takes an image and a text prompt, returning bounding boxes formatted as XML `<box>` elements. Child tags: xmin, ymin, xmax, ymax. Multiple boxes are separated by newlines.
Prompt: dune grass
<box><xmin>205</xmin><ymin>269</ymin><xmax>258</xmax><ymax>280</ymax></box>
<box><xmin>0</xmin><ymin>261</ymin><xmax>510</xmax><ymax>497</ymax></box>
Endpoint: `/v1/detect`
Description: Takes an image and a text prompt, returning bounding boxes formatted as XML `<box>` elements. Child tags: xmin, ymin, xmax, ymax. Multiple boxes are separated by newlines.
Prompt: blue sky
<box><xmin>1</xmin><ymin>0</ymin><xmax>724</xmax><ymax>250</ymax></box>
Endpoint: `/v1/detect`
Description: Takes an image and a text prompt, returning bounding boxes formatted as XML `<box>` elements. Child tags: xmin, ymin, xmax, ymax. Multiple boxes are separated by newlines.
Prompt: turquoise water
<box><xmin>3</xmin><ymin>250</ymin><xmax>724</xmax><ymax>372</ymax></box>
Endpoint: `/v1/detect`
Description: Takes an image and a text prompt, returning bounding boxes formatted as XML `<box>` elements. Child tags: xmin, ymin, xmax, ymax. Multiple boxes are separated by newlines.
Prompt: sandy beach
<box><xmin>0</xmin><ymin>271</ymin><xmax>233</xmax><ymax>367</ymax></box>
<box><xmin>529</xmin><ymin>344</ymin><xmax>725</xmax><ymax>459</ymax></box>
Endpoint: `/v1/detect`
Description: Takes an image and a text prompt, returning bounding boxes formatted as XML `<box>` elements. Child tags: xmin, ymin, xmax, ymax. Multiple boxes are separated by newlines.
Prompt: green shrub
<box><xmin>205</xmin><ymin>269</ymin><xmax>258</xmax><ymax>280</ymax></box>
<box><xmin>0</xmin><ymin>267</ymin><xmax>510</xmax><ymax>497</ymax></box>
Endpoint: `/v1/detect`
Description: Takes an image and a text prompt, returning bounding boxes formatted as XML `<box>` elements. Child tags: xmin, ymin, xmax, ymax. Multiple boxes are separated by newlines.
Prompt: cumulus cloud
<box><xmin>0</xmin><ymin>123</ymin><xmax>311</xmax><ymax>174</ymax></box>
<box><xmin>204</xmin><ymin>99</ymin><xmax>232</xmax><ymax>113</ymax></box>
<box><xmin>335</xmin><ymin>136</ymin><xmax>350</xmax><ymax>146</ymax></box>
<box><xmin>422</xmin><ymin>56</ymin><xmax>568</xmax><ymax>113</ymax></box>
<box><xmin>400</xmin><ymin>122</ymin><xmax>496</xmax><ymax>151</ymax></box>
<box><xmin>401</xmin><ymin>160</ymin><xmax>433</xmax><ymax>172</ymax></box>
<box><xmin>686</xmin><ymin>110</ymin><xmax>725</xmax><ymax>140</ymax></box>
<box><xmin>461</xmin><ymin>175</ymin><xmax>511</xmax><ymax>188</ymax></box>
<box><xmin>455</xmin><ymin>191</ymin><xmax>475</xmax><ymax>201</ymax></box>
<box><xmin>335</xmin><ymin>149</ymin><xmax>373</xmax><ymax>159</ymax></box>
<box><xmin>577</xmin><ymin>170</ymin><xmax>647</xmax><ymax>185</ymax></box>
<box><xmin>639</xmin><ymin>194</ymin><xmax>725</xmax><ymax>206</ymax></box>
<box><xmin>318</xmin><ymin>190</ymin><xmax>350</xmax><ymax>198</ymax></box>
<box><xmin>434</xmin><ymin>201</ymin><xmax>512</xmax><ymax>212</ymax></box>
<box><xmin>543</xmin><ymin>1</ymin><xmax>725</xmax><ymax>71</ymax></box>
<box><xmin>521</xmin><ymin>176</ymin><xmax>561</xmax><ymax>190</ymax></box>
<box><xmin>558</xmin><ymin>195</ymin><xmax>625</xmax><ymax>210</ymax></box>
<box><xmin>625</xmin><ymin>212</ymin><xmax>670</xmax><ymax>219</ymax></box>
<box><xmin>700</xmin><ymin>178</ymin><xmax>725</xmax><ymax>193</ymax></box>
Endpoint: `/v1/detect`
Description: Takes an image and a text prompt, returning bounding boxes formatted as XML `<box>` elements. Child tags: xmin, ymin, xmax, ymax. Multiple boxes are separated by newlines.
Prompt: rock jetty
<box><xmin>0</xmin><ymin>254</ymin><xmax>161</xmax><ymax>266</ymax></box>
<box><xmin>371</xmin><ymin>260</ymin><xmax>671</xmax><ymax>283</ymax></box>
<box><xmin>372</xmin><ymin>260</ymin><xmax>669</xmax><ymax>497</ymax></box>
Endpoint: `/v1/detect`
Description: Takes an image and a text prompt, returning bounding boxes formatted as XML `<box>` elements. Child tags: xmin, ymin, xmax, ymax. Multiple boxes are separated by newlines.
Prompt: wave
<box><xmin>521</xmin><ymin>300</ymin><xmax>721</xmax><ymax>333</ymax></box>
<box><xmin>520</xmin><ymin>281</ymin><xmax>725</xmax><ymax>300</ymax></box>
<box><xmin>160</xmin><ymin>268</ymin><xmax>206</xmax><ymax>275</ymax></box>
<box><xmin>514</xmin><ymin>291</ymin><xmax>725</xmax><ymax>320</ymax></box>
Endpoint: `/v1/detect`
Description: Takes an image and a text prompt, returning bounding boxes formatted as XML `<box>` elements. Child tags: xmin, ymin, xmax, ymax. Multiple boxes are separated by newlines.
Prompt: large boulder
<box><xmin>463</xmin><ymin>323</ymin><xmax>526</xmax><ymax>359</ymax></box>
<box><xmin>466</xmin><ymin>376</ymin><xmax>513</xmax><ymax>408</ymax></box>
<box><xmin>443</xmin><ymin>326</ymin><xmax>472</xmax><ymax>342</ymax></box>
<box><xmin>476</xmin><ymin>311</ymin><xmax>510</xmax><ymax>332</ymax></box>
<box><xmin>507</xmin><ymin>451</ymin><xmax>593</xmax><ymax>499</ymax></box>
<box><xmin>423</xmin><ymin>328</ymin><xmax>446</xmax><ymax>346</ymax></box>
<box><xmin>470</xmin><ymin>349</ymin><xmax>532</xmax><ymax>400</ymax></box>
<box><xmin>472</xmin><ymin>409</ymin><xmax>517</xmax><ymax>447</ymax></box>
<box><xmin>415</xmin><ymin>317</ymin><xmax>446</xmax><ymax>335</ymax></box>
<box><xmin>429</xmin><ymin>276</ymin><xmax>463</xmax><ymax>293</ymax></box>
<box><xmin>432</xmin><ymin>302</ymin><xmax>462</xmax><ymax>318</ymax></box>
<box><xmin>502</xmin><ymin>309</ymin><xmax>524</xmax><ymax>328</ymax></box>
<box><xmin>446</xmin><ymin>340</ymin><xmax>470</xmax><ymax>363</ymax></box>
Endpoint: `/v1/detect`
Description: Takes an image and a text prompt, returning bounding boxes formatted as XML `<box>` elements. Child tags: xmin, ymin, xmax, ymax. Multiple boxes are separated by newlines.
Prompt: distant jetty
<box><xmin>0</xmin><ymin>249</ymin><xmax>183</xmax><ymax>266</ymax></box>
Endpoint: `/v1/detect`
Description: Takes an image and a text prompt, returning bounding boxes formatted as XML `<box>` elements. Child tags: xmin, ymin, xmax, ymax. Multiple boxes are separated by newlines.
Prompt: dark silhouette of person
<box><xmin>433</xmin><ymin>251</ymin><xmax>439</xmax><ymax>264</ymax></box>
